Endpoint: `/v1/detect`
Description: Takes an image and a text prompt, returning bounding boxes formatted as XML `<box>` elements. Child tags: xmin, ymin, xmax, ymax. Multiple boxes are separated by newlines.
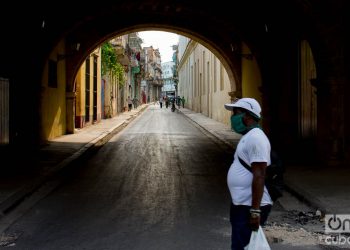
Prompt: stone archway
<box><xmin>1</xmin><ymin>0</ymin><xmax>347</xmax><ymax>164</ymax></box>
<box><xmin>37</xmin><ymin>1</ymin><xmax>348</xmax><ymax>164</ymax></box>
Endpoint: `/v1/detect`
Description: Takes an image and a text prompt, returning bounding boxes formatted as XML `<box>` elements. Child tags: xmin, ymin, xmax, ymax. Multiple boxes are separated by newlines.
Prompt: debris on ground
<box><xmin>0</xmin><ymin>232</ymin><xmax>21</xmax><ymax>247</ymax></box>
<box><xmin>266</xmin><ymin>208</ymin><xmax>350</xmax><ymax>248</ymax></box>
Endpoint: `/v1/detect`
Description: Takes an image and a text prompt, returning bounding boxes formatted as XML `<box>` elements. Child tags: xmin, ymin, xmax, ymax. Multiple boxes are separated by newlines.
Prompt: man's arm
<box><xmin>250</xmin><ymin>162</ymin><xmax>267</xmax><ymax>231</ymax></box>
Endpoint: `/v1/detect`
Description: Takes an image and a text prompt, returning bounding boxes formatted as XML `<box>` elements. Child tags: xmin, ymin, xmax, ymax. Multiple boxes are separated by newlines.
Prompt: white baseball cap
<box><xmin>224</xmin><ymin>97</ymin><xmax>262</xmax><ymax>118</ymax></box>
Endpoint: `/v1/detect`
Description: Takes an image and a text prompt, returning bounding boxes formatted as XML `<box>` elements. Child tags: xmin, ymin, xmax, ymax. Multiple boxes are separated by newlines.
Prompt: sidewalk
<box><xmin>0</xmin><ymin>104</ymin><xmax>150</xmax><ymax>217</ymax></box>
<box><xmin>0</xmin><ymin>104</ymin><xmax>348</xmax><ymax>223</ymax></box>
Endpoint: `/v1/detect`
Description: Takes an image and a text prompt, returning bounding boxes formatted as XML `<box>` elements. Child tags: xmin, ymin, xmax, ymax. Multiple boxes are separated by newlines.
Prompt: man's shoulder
<box><xmin>247</xmin><ymin>128</ymin><xmax>267</xmax><ymax>137</ymax></box>
<box><xmin>246</xmin><ymin>128</ymin><xmax>270</xmax><ymax>143</ymax></box>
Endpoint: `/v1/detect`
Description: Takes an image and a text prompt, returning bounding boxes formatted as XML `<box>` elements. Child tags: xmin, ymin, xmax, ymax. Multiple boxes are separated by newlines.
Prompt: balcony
<box><xmin>151</xmin><ymin>78</ymin><xmax>163</xmax><ymax>87</ymax></box>
<box><xmin>114</xmin><ymin>45</ymin><xmax>125</xmax><ymax>55</ymax></box>
<box><xmin>117</xmin><ymin>54</ymin><xmax>130</xmax><ymax>67</ymax></box>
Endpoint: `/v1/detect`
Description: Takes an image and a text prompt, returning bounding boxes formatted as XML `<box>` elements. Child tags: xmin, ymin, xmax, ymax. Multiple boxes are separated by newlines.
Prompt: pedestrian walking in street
<box><xmin>171</xmin><ymin>98</ymin><xmax>176</xmax><ymax>112</ymax></box>
<box><xmin>165</xmin><ymin>96</ymin><xmax>169</xmax><ymax>108</ymax></box>
<box><xmin>176</xmin><ymin>95</ymin><xmax>181</xmax><ymax>108</ymax></box>
<box><xmin>181</xmin><ymin>96</ymin><xmax>185</xmax><ymax>108</ymax></box>
<box><xmin>132</xmin><ymin>97</ymin><xmax>139</xmax><ymax>109</ymax></box>
<box><xmin>127</xmin><ymin>96</ymin><xmax>132</xmax><ymax>111</ymax></box>
<box><xmin>224</xmin><ymin>97</ymin><xmax>273</xmax><ymax>250</ymax></box>
<box><xmin>159</xmin><ymin>97</ymin><xmax>163</xmax><ymax>108</ymax></box>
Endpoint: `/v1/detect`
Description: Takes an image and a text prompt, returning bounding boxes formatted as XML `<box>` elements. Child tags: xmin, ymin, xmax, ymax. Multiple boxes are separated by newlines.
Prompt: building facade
<box><xmin>177</xmin><ymin>36</ymin><xmax>232</xmax><ymax>126</ymax></box>
<box><xmin>161</xmin><ymin>61</ymin><xmax>176</xmax><ymax>99</ymax></box>
<box><xmin>75</xmin><ymin>48</ymin><xmax>102</xmax><ymax>129</ymax></box>
<box><xmin>128</xmin><ymin>32</ymin><xmax>144</xmax><ymax>107</ymax></box>
<box><xmin>143</xmin><ymin>46</ymin><xmax>163</xmax><ymax>102</ymax></box>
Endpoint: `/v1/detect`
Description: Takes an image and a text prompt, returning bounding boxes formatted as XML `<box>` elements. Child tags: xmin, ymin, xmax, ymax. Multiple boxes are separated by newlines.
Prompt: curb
<box><xmin>283</xmin><ymin>178</ymin><xmax>329</xmax><ymax>215</ymax></box>
<box><xmin>178</xmin><ymin>109</ymin><xmax>236</xmax><ymax>151</ymax></box>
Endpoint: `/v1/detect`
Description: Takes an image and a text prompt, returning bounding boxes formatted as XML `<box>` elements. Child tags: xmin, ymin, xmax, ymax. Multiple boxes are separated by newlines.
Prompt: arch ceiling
<box><xmin>1</xmin><ymin>0</ymin><xmax>338</xmax><ymax>82</ymax></box>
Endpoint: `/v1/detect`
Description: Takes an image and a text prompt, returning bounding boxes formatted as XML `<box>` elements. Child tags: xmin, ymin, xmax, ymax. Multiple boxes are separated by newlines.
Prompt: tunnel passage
<box><xmin>0</xmin><ymin>0</ymin><xmax>347</xmax><ymax>165</ymax></box>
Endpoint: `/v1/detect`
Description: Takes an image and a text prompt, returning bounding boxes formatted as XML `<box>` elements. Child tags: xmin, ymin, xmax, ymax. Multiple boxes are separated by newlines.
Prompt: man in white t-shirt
<box><xmin>224</xmin><ymin>97</ymin><xmax>272</xmax><ymax>250</ymax></box>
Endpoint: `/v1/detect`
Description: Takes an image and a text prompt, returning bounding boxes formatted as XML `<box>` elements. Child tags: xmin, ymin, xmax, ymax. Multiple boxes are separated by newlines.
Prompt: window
<box><xmin>207</xmin><ymin>61</ymin><xmax>210</xmax><ymax>94</ymax></box>
<box><xmin>85</xmin><ymin>57</ymin><xmax>90</xmax><ymax>122</ymax></box>
<box><xmin>93</xmin><ymin>55</ymin><xmax>98</xmax><ymax>121</ymax></box>
<box><xmin>220</xmin><ymin>64</ymin><xmax>224</xmax><ymax>91</ymax></box>
<box><xmin>214</xmin><ymin>58</ymin><xmax>217</xmax><ymax>92</ymax></box>
<box><xmin>202</xmin><ymin>51</ymin><xmax>205</xmax><ymax>94</ymax></box>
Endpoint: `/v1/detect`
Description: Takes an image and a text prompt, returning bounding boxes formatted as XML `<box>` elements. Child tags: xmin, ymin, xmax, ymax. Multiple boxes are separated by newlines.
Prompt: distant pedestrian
<box><xmin>132</xmin><ymin>97</ymin><xmax>139</xmax><ymax>109</ymax></box>
<box><xmin>159</xmin><ymin>97</ymin><xmax>163</xmax><ymax>108</ymax></box>
<box><xmin>127</xmin><ymin>96</ymin><xmax>132</xmax><ymax>111</ymax></box>
<box><xmin>224</xmin><ymin>97</ymin><xmax>272</xmax><ymax>250</ymax></box>
<box><xmin>181</xmin><ymin>96</ymin><xmax>185</xmax><ymax>108</ymax></box>
<box><xmin>165</xmin><ymin>97</ymin><xmax>169</xmax><ymax>108</ymax></box>
<box><xmin>176</xmin><ymin>96</ymin><xmax>181</xmax><ymax>108</ymax></box>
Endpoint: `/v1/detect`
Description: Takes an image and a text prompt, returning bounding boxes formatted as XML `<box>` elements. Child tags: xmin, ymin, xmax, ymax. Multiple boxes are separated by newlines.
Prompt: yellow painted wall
<box><xmin>41</xmin><ymin>43</ymin><xmax>102</xmax><ymax>140</ymax></box>
<box><xmin>211</xmin><ymin>61</ymin><xmax>232</xmax><ymax>127</ymax></box>
<box><xmin>178</xmin><ymin>39</ymin><xmax>264</xmax><ymax>130</ymax></box>
<box><xmin>75</xmin><ymin>66</ymin><xmax>84</xmax><ymax>117</ymax></box>
<box><xmin>41</xmin><ymin>40</ymin><xmax>66</xmax><ymax>140</ymax></box>
<box><xmin>241</xmin><ymin>43</ymin><xmax>263</xmax><ymax>108</ymax></box>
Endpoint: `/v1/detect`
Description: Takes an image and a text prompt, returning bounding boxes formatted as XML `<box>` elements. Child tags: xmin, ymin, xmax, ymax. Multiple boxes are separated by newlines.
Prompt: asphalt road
<box><xmin>1</xmin><ymin>105</ymin><xmax>234</xmax><ymax>249</ymax></box>
<box><xmin>0</xmin><ymin>105</ymin><xmax>338</xmax><ymax>250</ymax></box>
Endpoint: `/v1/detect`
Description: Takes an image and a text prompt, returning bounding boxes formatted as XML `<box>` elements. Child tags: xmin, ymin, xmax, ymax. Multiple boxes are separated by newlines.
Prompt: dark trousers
<box><xmin>230</xmin><ymin>203</ymin><xmax>271</xmax><ymax>250</ymax></box>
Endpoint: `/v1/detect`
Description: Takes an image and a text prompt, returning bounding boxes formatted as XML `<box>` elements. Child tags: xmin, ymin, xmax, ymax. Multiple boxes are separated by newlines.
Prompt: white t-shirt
<box><xmin>227</xmin><ymin>128</ymin><xmax>273</xmax><ymax>206</ymax></box>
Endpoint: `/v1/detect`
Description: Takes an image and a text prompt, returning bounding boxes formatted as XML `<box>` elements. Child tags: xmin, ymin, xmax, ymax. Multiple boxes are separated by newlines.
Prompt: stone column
<box><xmin>317</xmin><ymin>77</ymin><xmax>345</xmax><ymax>166</ymax></box>
<box><xmin>66</xmin><ymin>91</ymin><xmax>76</xmax><ymax>134</ymax></box>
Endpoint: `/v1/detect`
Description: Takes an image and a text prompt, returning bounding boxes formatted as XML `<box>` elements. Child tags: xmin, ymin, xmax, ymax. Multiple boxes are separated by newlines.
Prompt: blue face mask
<box><xmin>231</xmin><ymin>113</ymin><xmax>247</xmax><ymax>134</ymax></box>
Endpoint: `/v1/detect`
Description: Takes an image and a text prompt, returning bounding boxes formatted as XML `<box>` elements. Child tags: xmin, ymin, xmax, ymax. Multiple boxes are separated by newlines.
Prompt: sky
<box><xmin>138</xmin><ymin>31</ymin><xmax>179</xmax><ymax>63</ymax></box>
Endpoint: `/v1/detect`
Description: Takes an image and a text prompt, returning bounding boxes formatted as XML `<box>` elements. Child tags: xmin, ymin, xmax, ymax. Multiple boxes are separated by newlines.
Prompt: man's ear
<box><xmin>243</xmin><ymin>112</ymin><xmax>255</xmax><ymax>124</ymax></box>
<box><xmin>242</xmin><ymin>113</ymin><xmax>250</xmax><ymax>124</ymax></box>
